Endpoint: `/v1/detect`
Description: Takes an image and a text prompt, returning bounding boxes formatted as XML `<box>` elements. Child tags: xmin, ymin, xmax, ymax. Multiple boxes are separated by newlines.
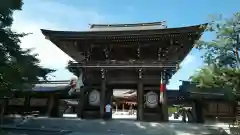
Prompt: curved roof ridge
<box><xmin>90</xmin><ymin>21</ymin><xmax>166</xmax><ymax>28</ymax></box>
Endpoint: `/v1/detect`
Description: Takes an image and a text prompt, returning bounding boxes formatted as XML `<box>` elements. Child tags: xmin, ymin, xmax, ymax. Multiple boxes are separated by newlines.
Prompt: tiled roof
<box><xmin>31</xmin><ymin>82</ymin><xmax>70</xmax><ymax>92</ymax></box>
<box><xmin>113</xmin><ymin>89</ymin><xmax>136</xmax><ymax>98</ymax></box>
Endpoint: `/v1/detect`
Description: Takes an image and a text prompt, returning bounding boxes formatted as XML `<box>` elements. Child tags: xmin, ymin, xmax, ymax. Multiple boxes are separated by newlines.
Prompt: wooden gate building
<box><xmin>41</xmin><ymin>21</ymin><xmax>206</xmax><ymax>121</ymax></box>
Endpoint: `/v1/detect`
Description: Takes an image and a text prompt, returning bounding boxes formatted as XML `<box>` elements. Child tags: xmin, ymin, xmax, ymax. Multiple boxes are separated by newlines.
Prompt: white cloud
<box><xmin>11</xmin><ymin>0</ymin><xmax>105</xmax><ymax>80</ymax></box>
<box><xmin>12</xmin><ymin>20</ymin><xmax>72</xmax><ymax>69</ymax></box>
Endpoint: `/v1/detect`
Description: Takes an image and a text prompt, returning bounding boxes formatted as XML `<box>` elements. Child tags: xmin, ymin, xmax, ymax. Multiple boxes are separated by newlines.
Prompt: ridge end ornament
<box><xmin>68</xmin><ymin>78</ymin><xmax>77</xmax><ymax>96</ymax></box>
<box><xmin>68</xmin><ymin>73</ymin><xmax>84</xmax><ymax>95</ymax></box>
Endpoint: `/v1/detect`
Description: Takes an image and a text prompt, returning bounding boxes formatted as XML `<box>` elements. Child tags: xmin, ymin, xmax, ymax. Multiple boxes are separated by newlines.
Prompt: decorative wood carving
<box><xmin>157</xmin><ymin>47</ymin><xmax>161</xmax><ymax>60</ymax></box>
<box><xmin>137</xmin><ymin>47</ymin><xmax>140</xmax><ymax>59</ymax></box>
<box><xmin>138</xmin><ymin>68</ymin><xmax>142</xmax><ymax>79</ymax></box>
<box><xmin>104</xmin><ymin>47</ymin><xmax>109</xmax><ymax>59</ymax></box>
<box><xmin>101</xmin><ymin>68</ymin><xmax>105</xmax><ymax>79</ymax></box>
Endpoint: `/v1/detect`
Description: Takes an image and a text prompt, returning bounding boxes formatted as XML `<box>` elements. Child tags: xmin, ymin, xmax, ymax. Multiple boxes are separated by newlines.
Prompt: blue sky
<box><xmin>12</xmin><ymin>0</ymin><xmax>240</xmax><ymax>89</ymax></box>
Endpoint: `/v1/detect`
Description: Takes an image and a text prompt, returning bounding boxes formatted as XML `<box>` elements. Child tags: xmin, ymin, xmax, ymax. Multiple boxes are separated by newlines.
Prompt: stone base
<box><xmin>141</xmin><ymin>90</ymin><xmax>167</xmax><ymax>122</ymax></box>
<box><xmin>143</xmin><ymin>113</ymin><xmax>162</xmax><ymax>122</ymax></box>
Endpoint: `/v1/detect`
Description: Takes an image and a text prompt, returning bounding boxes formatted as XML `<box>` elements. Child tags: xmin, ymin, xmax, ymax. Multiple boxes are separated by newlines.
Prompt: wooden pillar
<box><xmin>162</xmin><ymin>91</ymin><xmax>168</xmax><ymax>121</ymax></box>
<box><xmin>194</xmin><ymin>100</ymin><xmax>204</xmax><ymax>123</ymax></box>
<box><xmin>100</xmin><ymin>68</ymin><xmax>106</xmax><ymax>118</ymax></box>
<box><xmin>46</xmin><ymin>94</ymin><xmax>59</xmax><ymax>117</ymax></box>
<box><xmin>0</xmin><ymin>98</ymin><xmax>8</xmax><ymax>124</ymax></box>
<box><xmin>192</xmin><ymin>100</ymin><xmax>197</xmax><ymax>122</ymax></box>
<box><xmin>77</xmin><ymin>87</ymin><xmax>86</xmax><ymax>118</ymax></box>
<box><xmin>105</xmin><ymin>88</ymin><xmax>113</xmax><ymax>118</ymax></box>
<box><xmin>52</xmin><ymin>95</ymin><xmax>59</xmax><ymax>117</ymax></box>
<box><xmin>47</xmin><ymin>94</ymin><xmax>55</xmax><ymax>117</ymax></box>
<box><xmin>161</xmin><ymin>72</ymin><xmax>169</xmax><ymax>121</ymax></box>
<box><xmin>137</xmin><ymin>69</ymin><xmax>144</xmax><ymax>120</ymax></box>
<box><xmin>24</xmin><ymin>95</ymin><xmax>30</xmax><ymax>113</ymax></box>
<box><xmin>109</xmin><ymin>89</ymin><xmax>113</xmax><ymax>118</ymax></box>
<box><xmin>236</xmin><ymin>101</ymin><xmax>240</xmax><ymax>120</ymax></box>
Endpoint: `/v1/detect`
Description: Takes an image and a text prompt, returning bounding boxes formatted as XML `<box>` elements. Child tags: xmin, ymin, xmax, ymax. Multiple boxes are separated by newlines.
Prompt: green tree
<box><xmin>0</xmin><ymin>0</ymin><xmax>55</xmax><ymax>94</ymax></box>
<box><xmin>190</xmin><ymin>12</ymin><xmax>240</xmax><ymax>93</ymax></box>
<box><xmin>191</xmin><ymin>65</ymin><xmax>240</xmax><ymax>92</ymax></box>
<box><xmin>197</xmin><ymin>13</ymin><xmax>240</xmax><ymax>68</ymax></box>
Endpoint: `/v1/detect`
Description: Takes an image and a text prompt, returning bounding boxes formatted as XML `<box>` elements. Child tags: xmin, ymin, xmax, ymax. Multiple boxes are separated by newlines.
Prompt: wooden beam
<box><xmin>137</xmin><ymin>69</ymin><xmax>144</xmax><ymax>120</ymax></box>
<box><xmin>192</xmin><ymin>101</ymin><xmax>197</xmax><ymax>122</ymax></box>
<box><xmin>68</xmin><ymin>64</ymin><xmax>177</xmax><ymax>68</ymax></box>
<box><xmin>47</xmin><ymin>94</ymin><xmax>55</xmax><ymax>116</ymax></box>
<box><xmin>24</xmin><ymin>95</ymin><xmax>30</xmax><ymax>113</ymax></box>
<box><xmin>100</xmin><ymin>69</ymin><xmax>106</xmax><ymax>118</ymax></box>
<box><xmin>77</xmin><ymin>87</ymin><xmax>86</xmax><ymax>118</ymax></box>
<box><xmin>51</xmin><ymin>95</ymin><xmax>60</xmax><ymax>117</ymax></box>
<box><xmin>161</xmin><ymin>71</ymin><xmax>169</xmax><ymax>121</ymax></box>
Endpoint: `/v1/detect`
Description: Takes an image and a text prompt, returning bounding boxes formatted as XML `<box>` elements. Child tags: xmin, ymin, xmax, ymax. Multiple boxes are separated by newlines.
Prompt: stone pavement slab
<box><xmin>2</xmin><ymin>117</ymin><xmax>227</xmax><ymax>135</ymax></box>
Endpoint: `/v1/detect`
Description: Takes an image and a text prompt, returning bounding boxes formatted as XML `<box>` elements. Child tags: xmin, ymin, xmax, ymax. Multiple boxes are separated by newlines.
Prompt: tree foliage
<box><xmin>0</xmin><ymin>0</ymin><xmax>55</xmax><ymax>93</ymax></box>
<box><xmin>197</xmin><ymin>13</ymin><xmax>240</xmax><ymax>67</ymax></box>
<box><xmin>190</xmin><ymin>65</ymin><xmax>240</xmax><ymax>92</ymax></box>
<box><xmin>190</xmin><ymin>12</ymin><xmax>240</xmax><ymax>92</ymax></box>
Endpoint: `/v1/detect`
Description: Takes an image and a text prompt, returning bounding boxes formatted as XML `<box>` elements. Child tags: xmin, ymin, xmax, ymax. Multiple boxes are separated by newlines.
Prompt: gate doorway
<box><xmin>59</xmin><ymin>99</ymin><xmax>78</xmax><ymax>118</ymax></box>
<box><xmin>112</xmin><ymin>89</ymin><xmax>137</xmax><ymax>120</ymax></box>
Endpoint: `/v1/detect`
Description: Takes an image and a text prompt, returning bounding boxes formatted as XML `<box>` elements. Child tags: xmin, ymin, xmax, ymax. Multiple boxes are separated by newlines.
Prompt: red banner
<box><xmin>160</xmin><ymin>83</ymin><xmax>164</xmax><ymax>92</ymax></box>
<box><xmin>159</xmin><ymin>77</ymin><xmax>164</xmax><ymax>103</ymax></box>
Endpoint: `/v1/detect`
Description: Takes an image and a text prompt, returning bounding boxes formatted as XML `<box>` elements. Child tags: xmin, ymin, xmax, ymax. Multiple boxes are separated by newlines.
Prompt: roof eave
<box><xmin>40</xmin><ymin>23</ymin><xmax>207</xmax><ymax>38</ymax></box>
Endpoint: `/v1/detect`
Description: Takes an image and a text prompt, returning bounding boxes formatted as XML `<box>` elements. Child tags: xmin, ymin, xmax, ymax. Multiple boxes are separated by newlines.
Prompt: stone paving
<box><xmin>1</xmin><ymin>117</ymin><xmax>228</xmax><ymax>135</ymax></box>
